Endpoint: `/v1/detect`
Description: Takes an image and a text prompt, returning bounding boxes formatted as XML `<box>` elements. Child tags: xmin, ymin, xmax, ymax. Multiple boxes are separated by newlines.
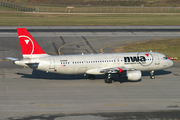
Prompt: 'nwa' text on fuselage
<box><xmin>124</xmin><ymin>56</ymin><xmax>146</xmax><ymax>62</ymax></box>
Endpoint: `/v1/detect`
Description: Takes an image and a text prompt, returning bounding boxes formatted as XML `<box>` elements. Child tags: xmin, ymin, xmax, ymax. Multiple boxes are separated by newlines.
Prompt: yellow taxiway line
<box><xmin>58</xmin><ymin>36</ymin><xmax>118</xmax><ymax>55</ymax></box>
<box><xmin>100</xmin><ymin>42</ymin><xmax>130</xmax><ymax>53</ymax></box>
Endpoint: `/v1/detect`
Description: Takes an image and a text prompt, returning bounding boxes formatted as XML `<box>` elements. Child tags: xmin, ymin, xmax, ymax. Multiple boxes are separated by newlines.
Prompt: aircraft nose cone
<box><xmin>169</xmin><ymin>60</ymin><xmax>173</xmax><ymax>67</ymax></box>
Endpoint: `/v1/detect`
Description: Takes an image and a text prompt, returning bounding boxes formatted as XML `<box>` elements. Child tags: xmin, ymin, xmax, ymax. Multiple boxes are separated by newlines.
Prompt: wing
<box><xmin>100</xmin><ymin>67</ymin><xmax>137</xmax><ymax>74</ymax></box>
<box><xmin>100</xmin><ymin>66</ymin><xmax>142</xmax><ymax>81</ymax></box>
<box><xmin>86</xmin><ymin>66</ymin><xmax>136</xmax><ymax>75</ymax></box>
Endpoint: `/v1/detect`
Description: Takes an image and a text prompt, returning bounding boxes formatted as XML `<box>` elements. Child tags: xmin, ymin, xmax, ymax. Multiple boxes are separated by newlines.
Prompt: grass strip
<box><xmin>0</xmin><ymin>6</ymin><xmax>16</xmax><ymax>11</ymax></box>
<box><xmin>0</xmin><ymin>12</ymin><xmax>180</xmax><ymax>26</ymax></box>
<box><xmin>114</xmin><ymin>39</ymin><xmax>180</xmax><ymax>61</ymax></box>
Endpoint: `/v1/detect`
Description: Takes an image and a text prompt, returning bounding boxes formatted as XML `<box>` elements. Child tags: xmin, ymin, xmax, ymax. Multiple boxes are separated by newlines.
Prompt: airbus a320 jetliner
<box><xmin>8</xmin><ymin>28</ymin><xmax>173</xmax><ymax>83</ymax></box>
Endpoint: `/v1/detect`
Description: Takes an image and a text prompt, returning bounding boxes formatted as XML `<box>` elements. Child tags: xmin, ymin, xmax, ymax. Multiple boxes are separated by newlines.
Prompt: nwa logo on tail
<box><xmin>19</xmin><ymin>35</ymin><xmax>35</xmax><ymax>55</ymax></box>
<box><xmin>124</xmin><ymin>53</ymin><xmax>154</xmax><ymax>66</ymax></box>
<box><xmin>17</xmin><ymin>28</ymin><xmax>47</xmax><ymax>58</ymax></box>
<box><xmin>25</xmin><ymin>40</ymin><xmax>30</xmax><ymax>45</ymax></box>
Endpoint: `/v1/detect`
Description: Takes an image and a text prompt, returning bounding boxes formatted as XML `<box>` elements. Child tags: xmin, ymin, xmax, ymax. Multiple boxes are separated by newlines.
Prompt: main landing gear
<box><xmin>88</xmin><ymin>75</ymin><xmax>95</xmax><ymax>80</ymax></box>
<box><xmin>89</xmin><ymin>74</ymin><xmax>112</xmax><ymax>83</ymax></box>
<box><xmin>104</xmin><ymin>74</ymin><xmax>112</xmax><ymax>83</ymax></box>
<box><xmin>150</xmin><ymin>70</ymin><xmax>155</xmax><ymax>79</ymax></box>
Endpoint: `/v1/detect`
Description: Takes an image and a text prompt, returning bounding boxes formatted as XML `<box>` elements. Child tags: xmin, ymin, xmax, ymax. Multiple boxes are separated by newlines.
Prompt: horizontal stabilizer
<box><xmin>6</xmin><ymin>57</ymin><xmax>19</xmax><ymax>61</ymax></box>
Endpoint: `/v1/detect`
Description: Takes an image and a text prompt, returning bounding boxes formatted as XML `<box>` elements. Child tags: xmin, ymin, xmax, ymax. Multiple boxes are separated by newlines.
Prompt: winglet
<box><xmin>17</xmin><ymin>28</ymin><xmax>48</xmax><ymax>58</ymax></box>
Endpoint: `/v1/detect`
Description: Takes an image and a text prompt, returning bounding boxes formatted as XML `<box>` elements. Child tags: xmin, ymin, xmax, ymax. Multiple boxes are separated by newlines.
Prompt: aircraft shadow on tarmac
<box><xmin>16</xmin><ymin>69</ymin><xmax>172</xmax><ymax>83</ymax></box>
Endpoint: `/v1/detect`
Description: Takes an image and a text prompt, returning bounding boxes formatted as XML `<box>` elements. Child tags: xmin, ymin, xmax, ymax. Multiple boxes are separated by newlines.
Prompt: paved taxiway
<box><xmin>0</xmin><ymin>26</ymin><xmax>180</xmax><ymax>120</ymax></box>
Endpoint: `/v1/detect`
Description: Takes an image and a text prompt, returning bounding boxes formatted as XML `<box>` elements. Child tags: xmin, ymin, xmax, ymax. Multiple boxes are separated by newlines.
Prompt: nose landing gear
<box><xmin>150</xmin><ymin>70</ymin><xmax>155</xmax><ymax>79</ymax></box>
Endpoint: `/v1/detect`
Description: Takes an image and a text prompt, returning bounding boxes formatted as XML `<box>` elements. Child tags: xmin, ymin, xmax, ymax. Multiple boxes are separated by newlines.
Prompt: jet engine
<box><xmin>119</xmin><ymin>70</ymin><xmax>141</xmax><ymax>81</ymax></box>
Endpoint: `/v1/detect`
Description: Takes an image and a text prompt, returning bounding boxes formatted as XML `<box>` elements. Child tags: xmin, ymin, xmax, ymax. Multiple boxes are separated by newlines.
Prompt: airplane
<box><xmin>7</xmin><ymin>28</ymin><xmax>173</xmax><ymax>83</ymax></box>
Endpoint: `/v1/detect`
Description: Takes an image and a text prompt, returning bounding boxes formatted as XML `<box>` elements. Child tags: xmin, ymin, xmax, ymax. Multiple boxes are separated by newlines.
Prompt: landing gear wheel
<box><xmin>150</xmin><ymin>70</ymin><xmax>155</xmax><ymax>79</ymax></box>
<box><xmin>89</xmin><ymin>75</ymin><xmax>95</xmax><ymax>80</ymax></box>
<box><xmin>104</xmin><ymin>78</ymin><xmax>112</xmax><ymax>83</ymax></box>
<box><xmin>150</xmin><ymin>75</ymin><xmax>155</xmax><ymax>79</ymax></box>
<box><xmin>107</xmin><ymin>79</ymin><xmax>112</xmax><ymax>83</ymax></box>
<box><xmin>104</xmin><ymin>78</ymin><xmax>108</xmax><ymax>83</ymax></box>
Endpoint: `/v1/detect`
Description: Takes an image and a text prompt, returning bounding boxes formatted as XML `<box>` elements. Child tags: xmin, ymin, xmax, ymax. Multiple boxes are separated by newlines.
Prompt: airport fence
<box><xmin>1</xmin><ymin>1</ymin><xmax>180</xmax><ymax>13</ymax></box>
<box><xmin>35</xmin><ymin>6</ymin><xmax>180</xmax><ymax>13</ymax></box>
<box><xmin>0</xmin><ymin>1</ymin><xmax>35</xmax><ymax>12</ymax></box>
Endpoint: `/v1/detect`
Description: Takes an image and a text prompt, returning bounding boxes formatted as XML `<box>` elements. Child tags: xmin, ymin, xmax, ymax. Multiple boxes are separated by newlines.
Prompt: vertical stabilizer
<box><xmin>17</xmin><ymin>28</ymin><xmax>48</xmax><ymax>58</ymax></box>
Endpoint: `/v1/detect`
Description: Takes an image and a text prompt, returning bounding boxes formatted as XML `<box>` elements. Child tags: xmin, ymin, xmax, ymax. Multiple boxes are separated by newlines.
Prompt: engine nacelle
<box><xmin>120</xmin><ymin>70</ymin><xmax>141</xmax><ymax>81</ymax></box>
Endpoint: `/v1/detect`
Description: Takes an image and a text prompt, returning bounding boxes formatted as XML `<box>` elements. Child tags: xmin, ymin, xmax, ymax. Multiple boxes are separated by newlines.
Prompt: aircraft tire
<box><xmin>105</xmin><ymin>78</ymin><xmax>112</xmax><ymax>83</ymax></box>
<box><xmin>104</xmin><ymin>78</ymin><xmax>108</xmax><ymax>83</ymax></box>
<box><xmin>108</xmin><ymin>79</ymin><xmax>112</xmax><ymax>83</ymax></box>
<box><xmin>89</xmin><ymin>75</ymin><xmax>95</xmax><ymax>80</ymax></box>
<box><xmin>150</xmin><ymin>75</ymin><xmax>155</xmax><ymax>79</ymax></box>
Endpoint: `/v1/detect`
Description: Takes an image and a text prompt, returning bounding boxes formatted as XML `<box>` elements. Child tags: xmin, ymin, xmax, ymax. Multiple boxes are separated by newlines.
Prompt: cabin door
<box><xmin>49</xmin><ymin>58</ymin><xmax>55</xmax><ymax>69</ymax></box>
<box><xmin>154</xmin><ymin>54</ymin><xmax>160</xmax><ymax>65</ymax></box>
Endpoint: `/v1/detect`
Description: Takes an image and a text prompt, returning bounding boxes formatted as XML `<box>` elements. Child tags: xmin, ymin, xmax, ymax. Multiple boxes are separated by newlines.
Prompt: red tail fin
<box><xmin>17</xmin><ymin>28</ymin><xmax>48</xmax><ymax>58</ymax></box>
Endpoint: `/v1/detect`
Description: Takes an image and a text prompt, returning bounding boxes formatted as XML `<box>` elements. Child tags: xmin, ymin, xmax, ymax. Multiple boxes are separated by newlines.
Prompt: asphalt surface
<box><xmin>0</xmin><ymin>26</ymin><xmax>180</xmax><ymax>120</ymax></box>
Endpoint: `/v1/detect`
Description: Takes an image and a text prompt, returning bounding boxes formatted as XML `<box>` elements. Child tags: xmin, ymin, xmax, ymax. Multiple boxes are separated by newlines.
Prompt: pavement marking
<box><xmin>44</xmin><ymin>50</ymin><xmax>57</xmax><ymax>55</ymax></box>
<box><xmin>100</xmin><ymin>42</ymin><xmax>130</xmax><ymax>53</ymax></box>
<box><xmin>58</xmin><ymin>36</ymin><xmax>118</xmax><ymax>55</ymax></box>
<box><xmin>0</xmin><ymin>59</ymin><xmax>12</xmax><ymax>61</ymax></box>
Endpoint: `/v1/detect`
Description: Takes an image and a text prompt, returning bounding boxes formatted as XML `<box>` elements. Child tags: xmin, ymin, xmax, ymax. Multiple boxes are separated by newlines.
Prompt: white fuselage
<box><xmin>15</xmin><ymin>52</ymin><xmax>173</xmax><ymax>75</ymax></box>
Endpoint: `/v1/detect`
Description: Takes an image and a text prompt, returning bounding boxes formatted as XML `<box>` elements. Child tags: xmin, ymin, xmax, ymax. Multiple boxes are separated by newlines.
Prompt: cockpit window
<box><xmin>163</xmin><ymin>57</ymin><xmax>168</xmax><ymax>60</ymax></box>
